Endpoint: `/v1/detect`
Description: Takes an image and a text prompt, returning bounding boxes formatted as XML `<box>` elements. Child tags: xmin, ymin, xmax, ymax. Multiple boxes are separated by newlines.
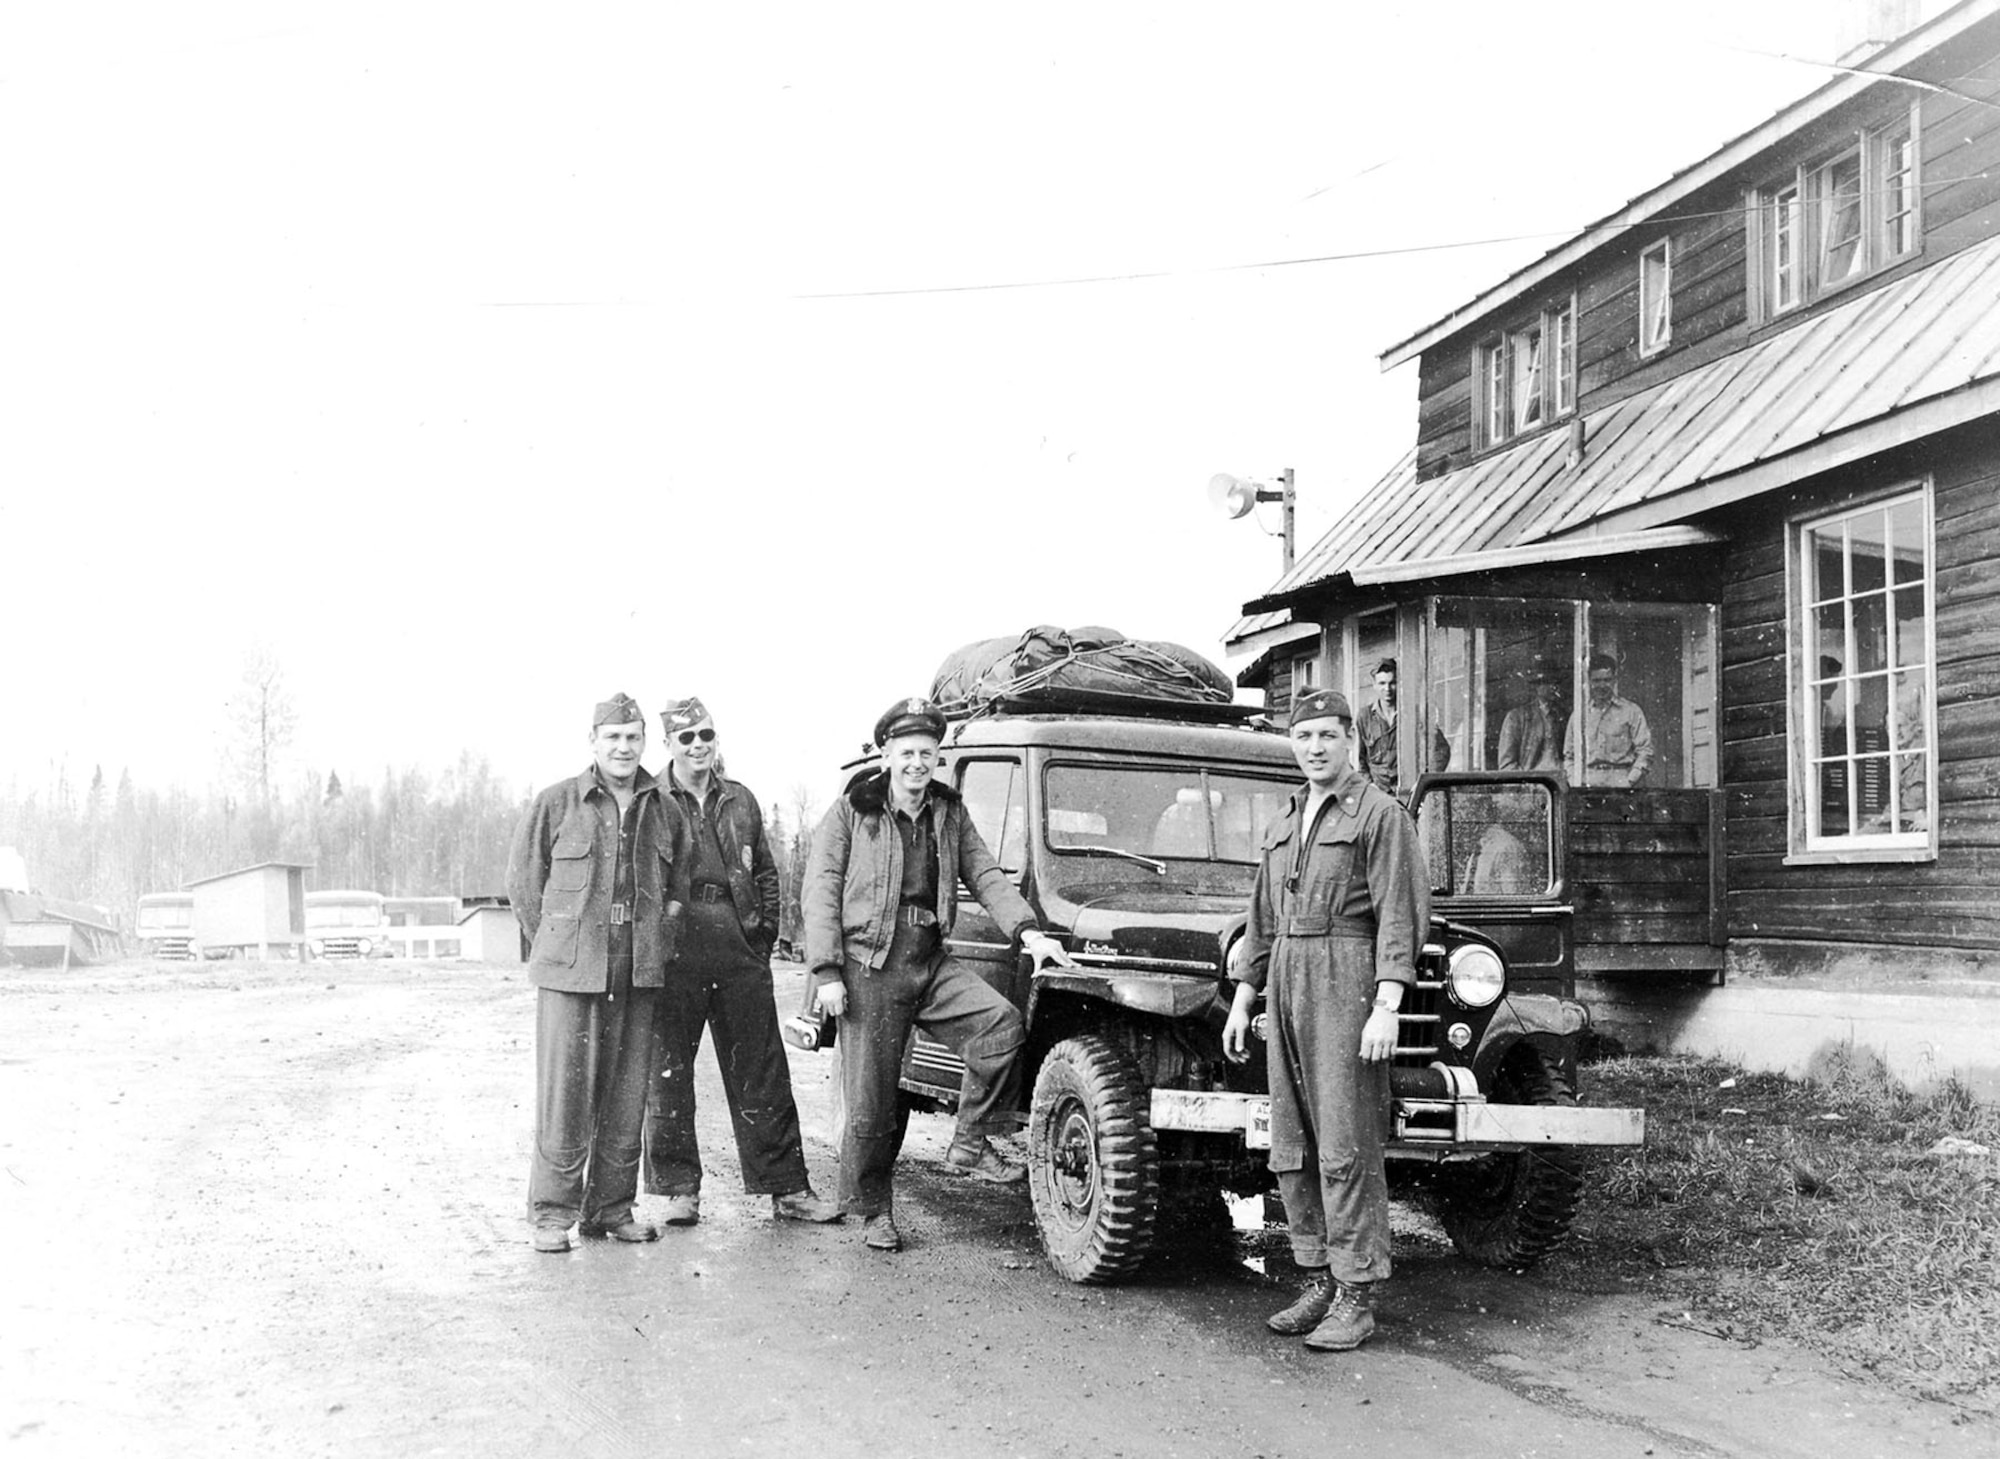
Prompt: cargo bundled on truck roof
<box><xmin>930</xmin><ymin>625</ymin><xmax>1253</xmax><ymax>723</ymax></box>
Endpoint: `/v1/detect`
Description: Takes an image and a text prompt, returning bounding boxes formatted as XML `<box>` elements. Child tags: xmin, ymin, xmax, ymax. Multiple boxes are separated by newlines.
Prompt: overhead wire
<box><xmin>795</xmin><ymin>169</ymin><xmax>2000</xmax><ymax>301</ymax></box>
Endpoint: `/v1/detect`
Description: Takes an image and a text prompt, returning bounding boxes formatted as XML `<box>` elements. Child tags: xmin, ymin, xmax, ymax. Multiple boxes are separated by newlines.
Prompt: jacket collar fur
<box><xmin>845</xmin><ymin>768</ymin><xmax>961</xmax><ymax>816</ymax></box>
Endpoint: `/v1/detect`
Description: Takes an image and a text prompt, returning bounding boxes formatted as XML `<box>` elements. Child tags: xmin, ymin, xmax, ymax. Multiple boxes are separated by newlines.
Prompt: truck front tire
<box><xmin>1027</xmin><ymin>1034</ymin><xmax>1159</xmax><ymax>1284</ymax></box>
<box><xmin>1433</xmin><ymin>1045</ymin><xmax>1584</xmax><ymax>1268</ymax></box>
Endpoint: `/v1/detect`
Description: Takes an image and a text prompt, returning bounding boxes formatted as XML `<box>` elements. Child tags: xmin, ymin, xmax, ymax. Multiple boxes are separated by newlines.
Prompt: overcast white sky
<box><xmin>1</xmin><ymin>0</ymin><xmax>1854</xmax><ymax>811</ymax></box>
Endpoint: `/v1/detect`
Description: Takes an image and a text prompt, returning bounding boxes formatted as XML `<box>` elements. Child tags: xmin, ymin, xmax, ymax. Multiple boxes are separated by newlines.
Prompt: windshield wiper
<box><xmin>1063</xmin><ymin>845</ymin><xmax>1167</xmax><ymax>875</ymax></box>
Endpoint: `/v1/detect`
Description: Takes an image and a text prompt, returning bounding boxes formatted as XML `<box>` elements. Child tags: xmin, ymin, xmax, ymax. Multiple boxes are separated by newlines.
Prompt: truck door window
<box><xmin>957</xmin><ymin>759</ymin><xmax>1028</xmax><ymax>874</ymax></box>
<box><xmin>1414</xmin><ymin>781</ymin><xmax>1555</xmax><ymax>897</ymax></box>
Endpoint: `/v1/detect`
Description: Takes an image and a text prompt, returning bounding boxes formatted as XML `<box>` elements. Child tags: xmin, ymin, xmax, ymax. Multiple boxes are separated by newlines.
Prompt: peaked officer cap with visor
<box><xmin>873</xmin><ymin>696</ymin><xmax>948</xmax><ymax>746</ymax></box>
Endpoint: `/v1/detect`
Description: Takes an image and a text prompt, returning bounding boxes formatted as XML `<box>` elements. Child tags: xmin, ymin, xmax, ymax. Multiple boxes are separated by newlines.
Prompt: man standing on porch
<box><xmin>1564</xmin><ymin>653</ymin><xmax>1655</xmax><ymax>788</ymax></box>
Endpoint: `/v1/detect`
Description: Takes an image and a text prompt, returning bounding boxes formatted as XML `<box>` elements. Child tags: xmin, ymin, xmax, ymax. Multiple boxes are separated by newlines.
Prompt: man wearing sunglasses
<box><xmin>643</xmin><ymin>696</ymin><xmax>841</xmax><ymax>1226</ymax></box>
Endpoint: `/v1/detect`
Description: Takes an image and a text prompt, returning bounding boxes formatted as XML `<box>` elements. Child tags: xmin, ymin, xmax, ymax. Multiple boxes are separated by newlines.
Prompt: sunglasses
<box><xmin>675</xmin><ymin>728</ymin><xmax>716</xmax><ymax>745</ymax></box>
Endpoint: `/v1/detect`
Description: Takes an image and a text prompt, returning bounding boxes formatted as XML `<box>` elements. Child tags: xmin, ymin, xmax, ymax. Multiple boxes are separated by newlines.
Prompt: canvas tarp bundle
<box><xmin>931</xmin><ymin>625</ymin><xmax>1234</xmax><ymax>711</ymax></box>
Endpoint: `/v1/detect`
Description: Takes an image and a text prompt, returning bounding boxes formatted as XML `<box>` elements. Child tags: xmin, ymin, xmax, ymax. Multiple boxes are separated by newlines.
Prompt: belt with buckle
<box><xmin>897</xmin><ymin>905</ymin><xmax>939</xmax><ymax>928</ymax></box>
<box><xmin>693</xmin><ymin>884</ymin><xmax>731</xmax><ymax>904</ymax></box>
<box><xmin>608</xmin><ymin>902</ymin><xmax>631</xmax><ymax>925</ymax></box>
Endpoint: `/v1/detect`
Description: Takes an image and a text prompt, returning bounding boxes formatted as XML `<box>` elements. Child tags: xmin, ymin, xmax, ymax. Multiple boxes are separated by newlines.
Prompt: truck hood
<box><xmin>1055</xmin><ymin>887</ymin><xmax>1246</xmax><ymax>969</ymax></box>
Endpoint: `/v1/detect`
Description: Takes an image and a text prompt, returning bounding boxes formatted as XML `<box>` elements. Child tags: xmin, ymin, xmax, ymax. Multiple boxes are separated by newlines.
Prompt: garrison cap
<box><xmin>592</xmin><ymin>692</ymin><xmax>644</xmax><ymax>728</ymax></box>
<box><xmin>660</xmin><ymin>696</ymin><xmax>711</xmax><ymax>733</ymax></box>
<box><xmin>874</xmin><ymin>695</ymin><xmax>948</xmax><ymax>746</ymax></box>
<box><xmin>1289</xmin><ymin>688</ymin><xmax>1351</xmax><ymax>726</ymax></box>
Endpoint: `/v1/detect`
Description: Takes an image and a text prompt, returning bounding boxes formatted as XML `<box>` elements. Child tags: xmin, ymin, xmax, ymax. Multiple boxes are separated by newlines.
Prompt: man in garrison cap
<box><xmin>507</xmin><ymin>693</ymin><xmax>691</xmax><ymax>1253</ymax></box>
<box><xmin>642</xmin><ymin>696</ymin><xmax>840</xmax><ymax>1227</ymax></box>
<box><xmin>802</xmin><ymin>696</ymin><xmax>1072</xmax><ymax>1253</ymax></box>
<box><xmin>1221</xmin><ymin>686</ymin><xmax>1428</xmax><ymax>1350</ymax></box>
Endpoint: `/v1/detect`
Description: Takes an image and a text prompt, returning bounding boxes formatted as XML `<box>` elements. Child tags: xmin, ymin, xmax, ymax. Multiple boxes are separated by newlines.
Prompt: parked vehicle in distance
<box><xmin>305</xmin><ymin>890</ymin><xmax>392</xmax><ymax>959</ymax></box>
<box><xmin>135</xmin><ymin>893</ymin><xmax>200</xmax><ymax>960</ymax></box>
<box><xmin>828</xmin><ymin>695</ymin><xmax>1645</xmax><ymax>1283</ymax></box>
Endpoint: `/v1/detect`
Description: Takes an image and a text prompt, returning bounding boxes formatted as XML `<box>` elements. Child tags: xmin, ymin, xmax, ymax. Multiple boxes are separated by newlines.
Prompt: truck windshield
<box><xmin>1044</xmin><ymin>765</ymin><xmax>1293</xmax><ymax>865</ymax></box>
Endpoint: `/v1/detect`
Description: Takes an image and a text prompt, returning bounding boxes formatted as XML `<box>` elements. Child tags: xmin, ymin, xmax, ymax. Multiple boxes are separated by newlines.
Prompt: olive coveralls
<box><xmin>1235</xmin><ymin>769</ymin><xmax>1428</xmax><ymax>1283</ymax></box>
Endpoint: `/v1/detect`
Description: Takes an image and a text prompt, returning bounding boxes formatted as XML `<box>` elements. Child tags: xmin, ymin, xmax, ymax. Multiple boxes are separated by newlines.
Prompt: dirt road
<box><xmin>3</xmin><ymin>960</ymin><xmax>1991</xmax><ymax>1458</ymax></box>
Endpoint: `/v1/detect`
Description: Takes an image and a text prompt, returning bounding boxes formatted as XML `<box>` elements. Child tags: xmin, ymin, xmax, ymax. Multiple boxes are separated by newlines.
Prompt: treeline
<box><xmin>1</xmin><ymin>759</ymin><xmax>821</xmax><ymax>937</ymax></box>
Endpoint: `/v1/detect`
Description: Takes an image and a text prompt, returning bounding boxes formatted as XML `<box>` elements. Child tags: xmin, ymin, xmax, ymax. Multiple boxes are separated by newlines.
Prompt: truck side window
<box><xmin>957</xmin><ymin>759</ymin><xmax>1028</xmax><ymax>875</ymax></box>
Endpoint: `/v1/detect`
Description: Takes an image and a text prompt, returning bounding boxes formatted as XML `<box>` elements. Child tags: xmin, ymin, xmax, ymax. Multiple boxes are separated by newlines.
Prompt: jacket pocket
<box><xmin>532</xmin><ymin>912</ymin><xmax>580</xmax><ymax>968</ymax></box>
<box><xmin>547</xmin><ymin>832</ymin><xmax>593</xmax><ymax>894</ymax></box>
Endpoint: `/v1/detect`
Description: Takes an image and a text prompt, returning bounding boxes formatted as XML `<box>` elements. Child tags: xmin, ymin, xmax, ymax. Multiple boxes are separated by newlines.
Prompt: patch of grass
<box><xmin>1547</xmin><ymin>1053</ymin><xmax>2000</xmax><ymax>1412</ymax></box>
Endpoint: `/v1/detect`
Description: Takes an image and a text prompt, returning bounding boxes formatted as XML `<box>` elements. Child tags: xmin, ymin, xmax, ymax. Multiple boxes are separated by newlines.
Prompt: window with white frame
<box><xmin>1794</xmin><ymin>486</ymin><xmax>1934</xmax><ymax>855</ymax></box>
<box><xmin>1639</xmin><ymin>239</ymin><xmax>1672</xmax><ymax>355</ymax></box>
<box><xmin>1476</xmin><ymin>297</ymin><xmax>1576</xmax><ymax>448</ymax></box>
<box><xmin>1753</xmin><ymin>106</ymin><xmax>1919</xmax><ymax>321</ymax></box>
<box><xmin>1292</xmin><ymin>651</ymin><xmax>1322</xmax><ymax>691</ymax></box>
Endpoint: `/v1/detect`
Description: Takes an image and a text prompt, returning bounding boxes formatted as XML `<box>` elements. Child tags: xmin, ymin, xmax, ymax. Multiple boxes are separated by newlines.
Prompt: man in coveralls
<box><xmin>510</xmin><ymin>693</ymin><xmax>690</xmax><ymax>1254</ymax></box>
<box><xmin>1223</xmin><ymin>686</ymin><xmax>1428</xmax><ymax>1349</ymax></box>
<box><xmin>804</xmin><ymin>696</ymin><xmax>1072</xmax><ymax>1253</ymax></box>
<box><xmin>643</xmin><ymin>696</ymin><xmax>841</xmax><ymax>1226</ymax></box>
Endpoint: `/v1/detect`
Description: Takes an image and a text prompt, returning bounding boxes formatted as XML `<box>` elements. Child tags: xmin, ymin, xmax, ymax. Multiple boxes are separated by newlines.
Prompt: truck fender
<box><xmin>1026</xmin><ymin>968</ymin><xmax>1224</xmax><ymax>1025</ymax></box>
<box><xmin>1471</xmin><ymin>992</ymin><xmax>1586</xmax><ymax>1087</ymax></box>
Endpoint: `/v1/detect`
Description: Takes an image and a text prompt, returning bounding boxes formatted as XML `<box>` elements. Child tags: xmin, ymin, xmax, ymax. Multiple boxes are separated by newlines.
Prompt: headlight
<box><xmin>357</xmin><ymin>938</ymin><xmax>373</xmax><ymax>955</ymax></box>
<box><xmin>309</xmin><ymin>939</ymin><xmax>325</xmax><ymax>955</ymax></box>
<box><xmin>1446</xmin><ymin>944</ymin><xmax>1505</xmax><ymax>1008</ymax></box>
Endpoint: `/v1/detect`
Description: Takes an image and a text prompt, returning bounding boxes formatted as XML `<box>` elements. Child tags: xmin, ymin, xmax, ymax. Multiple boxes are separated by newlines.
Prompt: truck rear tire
<box><xmin>1434</xmin><ymin>1046</ymin><xmax>1583</xmax><ymax>1269</ymax></box>
<box><xmin>1027</xmin><ymin>1034</ymin><xmax>1159</xmax><ymax>1284</ymax></box>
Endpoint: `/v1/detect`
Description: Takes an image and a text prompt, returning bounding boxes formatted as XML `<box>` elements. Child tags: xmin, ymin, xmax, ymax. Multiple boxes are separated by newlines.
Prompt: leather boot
<box><xmin>1303</xmin><ymin>1280</ymin><xmax>1378</xmax><ymax>1351</ymax></box>
<box><xmin>1266</xmin><ymin>1268</ymin><xmax>1334</xmax><ymax>1335</ymax></box>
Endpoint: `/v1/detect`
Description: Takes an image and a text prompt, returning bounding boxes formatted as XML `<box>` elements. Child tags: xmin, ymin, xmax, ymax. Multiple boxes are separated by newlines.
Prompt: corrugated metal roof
<box><xmin>1233</xmin><ymin>234</ymin><xmax>2000</xmax><ymax>632</ymax></box>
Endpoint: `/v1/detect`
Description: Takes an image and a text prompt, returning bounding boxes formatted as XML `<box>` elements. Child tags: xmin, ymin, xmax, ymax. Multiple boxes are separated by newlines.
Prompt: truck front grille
<box><xmin>1393</xmin><ymin>976</ymin><xmax>1445</xmax><ymax>1063</ymax></box>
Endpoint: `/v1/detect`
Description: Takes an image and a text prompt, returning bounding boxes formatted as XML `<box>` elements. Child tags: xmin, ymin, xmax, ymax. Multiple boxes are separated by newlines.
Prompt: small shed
<box><xmin>457</xmin><ymin>901</ymin><xmax>524</xmax><ymax>965</ymax></box>
<box><xmin>186</xmin><ymin>862</ymin><xmax>310</xmax><ymax>959</ymax></box>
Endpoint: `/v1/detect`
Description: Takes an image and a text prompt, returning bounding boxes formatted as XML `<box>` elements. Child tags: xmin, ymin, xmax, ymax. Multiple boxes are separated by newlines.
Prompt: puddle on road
<box><xmin>1227</xmin><ymin>1193</ymin><xmax>1455</xmax><ymax>1279</ymax></box>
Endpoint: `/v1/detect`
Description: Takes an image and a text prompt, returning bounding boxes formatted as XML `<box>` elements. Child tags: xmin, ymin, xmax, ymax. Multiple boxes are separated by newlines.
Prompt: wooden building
<box><xmin>1228</xmin><ymin>0</ymin><xmax>2000</xmax><ymax>1095</ymax></box>
<box><xmin>186</xmin><ymin>861</ymin><xmax>310</xmax><ymax>960</ymax></box>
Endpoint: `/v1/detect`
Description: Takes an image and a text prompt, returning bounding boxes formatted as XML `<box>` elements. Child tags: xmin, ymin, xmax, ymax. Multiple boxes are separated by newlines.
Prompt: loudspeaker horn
<box><xmin>1207</xmin><ymin>473</ymin><xmax>1257</xmax><ymax>520</ymax></box>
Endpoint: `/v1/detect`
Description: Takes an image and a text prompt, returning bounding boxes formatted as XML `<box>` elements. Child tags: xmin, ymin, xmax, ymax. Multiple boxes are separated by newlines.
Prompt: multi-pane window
<box><xmin>1795</xmin><ymin>487</ymin><xmax>1934</xmax><ymax>853</ymax></box>
<box><xmin>1754</xmin><ymin>106</ymin><xmax>1920</xmax><ymax>320</ymax></box>
<box><xmin>1476</xmin><ymin>298</ymin><xmax>1576</xmax><ymax>448</ymax></box>
<box><xmin>1292</xmin><ymin>652</ymin><xmax>1322</xmax><ymax>691</ymax></box>
<box><xmin>1639</xmin><ymin>239</ymin><xmax>1672</xmax><ymax>355</ymax></box>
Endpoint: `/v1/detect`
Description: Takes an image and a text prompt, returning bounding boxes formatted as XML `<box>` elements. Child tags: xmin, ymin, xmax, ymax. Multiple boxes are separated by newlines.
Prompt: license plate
<box><xmin>1245</xmin><ymin>1098</ymin><xmax>1271</xmax><ymax>1150</ymax></box>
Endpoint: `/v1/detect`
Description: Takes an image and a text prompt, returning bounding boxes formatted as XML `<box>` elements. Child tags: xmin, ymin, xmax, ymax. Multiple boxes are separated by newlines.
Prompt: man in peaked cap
<box><xmin>643</xmin><ymin>695</ymin><xmax>840</xmax><ymax>1227</ymax></box>
<box><xmin>1221</xmin><ymin>685</ymin><xmax>1427</xmax><ymax>1350</ymax></box>
<box><xmin>507</xmin><ymin>692</ymin><xmax>690</xmax><ymax>1253</ymax></box>
<box><xmin>802</xmin><ymin>695</ymin><xmax>1071</xmax><ymax>1253</ymax></box>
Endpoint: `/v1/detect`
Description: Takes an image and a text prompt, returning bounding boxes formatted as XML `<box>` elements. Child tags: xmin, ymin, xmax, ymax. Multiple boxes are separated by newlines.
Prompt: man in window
<box><xmin>1564</xmin><ymin>653</ymin><xmax>1655</xmax><ymax>788</ymax></box>
<box><xmin>1356</xmin><ymin>659</ymin><xmax>1449</xmax><ymax>794</ymax></box>
<box><xmin>1496</xmin><ymin>660</ymin><xmax>1563</xmax><ymax>772</ymax></box>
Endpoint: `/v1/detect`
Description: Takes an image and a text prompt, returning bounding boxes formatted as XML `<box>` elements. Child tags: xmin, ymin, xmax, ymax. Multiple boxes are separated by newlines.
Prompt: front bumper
<box><xmin>1149</xmin><ymin>1085</ymin><xmax>1644</xmax><ymax>1153</ymax></box>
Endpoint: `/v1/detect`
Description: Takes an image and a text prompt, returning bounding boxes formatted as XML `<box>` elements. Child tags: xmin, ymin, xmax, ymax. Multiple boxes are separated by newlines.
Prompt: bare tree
<box><xmin>224</xmin><ymin>644</ymin><xmax>298</xmax><ymax>805</ymax></box>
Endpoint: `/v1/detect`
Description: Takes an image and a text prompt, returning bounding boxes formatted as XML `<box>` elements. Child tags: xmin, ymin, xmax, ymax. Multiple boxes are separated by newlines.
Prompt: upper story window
<box><xmin>1751</xmin><ymin>105</ymin><xmax>1920</xmax><ymax>322</ymax></box>
<box><xmin>1475</xmin><ymin>297</ymin><xmax>1576</xmax><ymax>449</ymax></box>
<box><xmin>1790</xmin><ymin>484</ymin><xmax>1935</xmax><ymax>860</ymax></box>
<box><xmin>1639</xmin><ymin>239</ymin><xmax>1672</xmax><ymax>355</ymax></box>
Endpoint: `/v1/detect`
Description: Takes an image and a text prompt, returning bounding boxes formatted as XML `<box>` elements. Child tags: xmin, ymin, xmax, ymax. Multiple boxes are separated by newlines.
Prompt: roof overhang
<box><xmin>1352</xmin><ymin>524</ymin><xmax>1726</xmax><ymax>584</ymax></box>
<box><xmin>1222</xmin><ymin>619</ymin><xmax>1319</xmax><ymax>659</ymax></box>
<box><xmin>1377</xmin><ymin>0</ymin><xmax>2000</xmax><ymax>370</ymax></box>
<box><xmin>1241</xmin><ymin>524</ymin><xmax>1724</xmax><ymax>614</ymax></box>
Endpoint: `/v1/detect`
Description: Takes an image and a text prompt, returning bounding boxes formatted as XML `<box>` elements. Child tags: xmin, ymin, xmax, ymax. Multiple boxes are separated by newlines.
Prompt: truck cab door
<box><xmin>1409</xmin><ymin>771</ymin><xmax>1573</xmax><ymax>1000</ymax></box>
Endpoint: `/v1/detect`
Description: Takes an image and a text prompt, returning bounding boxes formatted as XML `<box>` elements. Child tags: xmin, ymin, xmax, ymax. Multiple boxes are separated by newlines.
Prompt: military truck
<box><xmin>835</xmin><ymin>694</ymin><xmax>1643</xmax><ymax>1284</ymax></box>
